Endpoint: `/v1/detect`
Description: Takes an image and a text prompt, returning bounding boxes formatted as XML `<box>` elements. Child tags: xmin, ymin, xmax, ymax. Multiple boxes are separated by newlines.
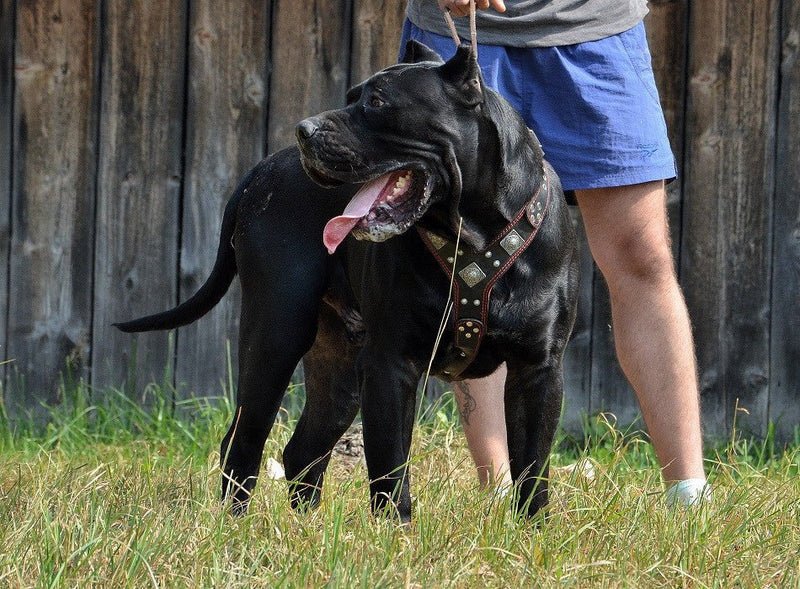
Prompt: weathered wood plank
<box><xmin>770</xmin><ymin>0</ymin><xmax>800</xmax><ymax>444</ymax></box>
<box><xmin>267</xmin><ymin>0</ymin><xmax>352</xmax><ymax>152</ymax></box>
<box><xmin>562</xmin><ymin>213</ymin><xmax>594</xmax><ymax>436</ymax></box>
<box><xmin>0</xmin><ymin>0</ymin><xmax>13</xmax><ymax>392</ymax></box>
<box><xmin>588</xmin><ymin>6</ymin><xmax>689</xmax><ymax>430</ymax></box>
<box><xmin>681</xmin><ymin>1</ymin><xmax>779</xmax><ymax>439</ymax></box>
<box><xmin>5</xmin><ymin>0</ymin><xmax>98</xmax><ymax>416</ymax></box>
<box><xmin>174</xmin><ymin>0</ymin><xmax>269</xmax><ymax>404</ymax></box>
<box><xmin>350</xmin><ymin>0</ymin><xmax>406</xmax><ymax>84</ymax></box>
<box><xmin>646</xmin><ymin>1</ymin><xmax>689</xmax><ymax>263</ymax></box>
<box><xmin>91</xmin><ymin>0</ymin><xmax>187</xmax><ymax>396</ymax></box>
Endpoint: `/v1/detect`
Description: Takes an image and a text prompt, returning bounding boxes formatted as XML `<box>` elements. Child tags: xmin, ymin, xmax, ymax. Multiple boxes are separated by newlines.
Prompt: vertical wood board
<box><xmin>681</xmin><ymin>1</ymin><xmax>779</xmax><ymax>438</ymax></box>
<box><xmin>770</xmin><ymin>0</ymin><xmax>800</xmax><ymax>444</ymax></box>
<box><xmin>350</xmin><ymin>0</ymin><xmax>407</xmax><ymax>84</ymax></box>
<box><xmin>92</xmin><ymin>0</ymin><xmax>188</xmax><ymax>395</ymax></box>
<box><xmin>267</xmin><ymin>0</ymin><xmax>352</xmax><ymax>151</ymax></box>
<box><xmin>6</xmin><ymin>0</ymin><xmax>98</xmax><ymax>416</ymax></box>
<box><xmin>0</xmin><ymin>0</ymin><xmax>13</xmax><ymax>392</ymax></box>
<box><xmin>175</xmin><ymin>0</ymin><xmax>269</xmax><ymax>404</ymax></box>
<box><xmin>562</xmin><ymin>215</ymin><xmax>593</xmax><ymax>436</ymax></box>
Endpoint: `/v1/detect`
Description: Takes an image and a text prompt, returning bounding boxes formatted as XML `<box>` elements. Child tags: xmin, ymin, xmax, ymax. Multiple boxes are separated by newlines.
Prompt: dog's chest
<box><xmin>414</xmin><ymin>189</ymin><xmax>550</xmax><ymax>378</ymax></box>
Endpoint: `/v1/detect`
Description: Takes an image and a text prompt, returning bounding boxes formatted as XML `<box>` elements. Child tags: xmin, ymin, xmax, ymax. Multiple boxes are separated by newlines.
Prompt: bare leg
<box><xmin>457</xmin><ymin>180</ymin><xmax>705</xmax><ymax>492</ymax></box>
<box><xmin>575</xmin><ymin>181</ymin><xmax>705</xmax><ymax>483</ymax></box>
<box><xmin>454</xmin><ymin>365</ymin><xmax>513</xmax><ymax>489</ymax></box>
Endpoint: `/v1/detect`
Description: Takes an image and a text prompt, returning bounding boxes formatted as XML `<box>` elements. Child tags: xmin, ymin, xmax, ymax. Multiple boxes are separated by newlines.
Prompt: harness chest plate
<box><xmin>418</xmin><ymin>173</ymin><xmax>552</xmax><ymax>379</ymax></box>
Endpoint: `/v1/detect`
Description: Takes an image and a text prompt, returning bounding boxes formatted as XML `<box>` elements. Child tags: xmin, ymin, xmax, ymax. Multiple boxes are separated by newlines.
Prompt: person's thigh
<box><xmin>575</xmin><ymin>181</ymin><xmax>675</xmax><ymax>287</ymax></box>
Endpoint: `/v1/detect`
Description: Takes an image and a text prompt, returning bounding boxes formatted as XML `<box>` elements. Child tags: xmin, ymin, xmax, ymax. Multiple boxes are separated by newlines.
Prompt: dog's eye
<box><xmin>369</xmin><ymin>96</ymin><xmax>386</xmax><ymax>108</ymax></box>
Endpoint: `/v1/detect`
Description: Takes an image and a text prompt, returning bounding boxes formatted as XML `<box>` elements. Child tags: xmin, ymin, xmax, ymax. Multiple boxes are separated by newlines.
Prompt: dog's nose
<box><xmin>296</xmin><ymin>119</ymin><xmax>319</xmax><ymax>140</ymax></box>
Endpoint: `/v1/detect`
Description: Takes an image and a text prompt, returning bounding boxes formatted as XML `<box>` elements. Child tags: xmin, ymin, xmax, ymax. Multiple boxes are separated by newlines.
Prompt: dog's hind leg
<box><xmin>219</xmin><ymin>220</ymin><xmax>330</xmax><ymax>515</ymax></box>
<box><xmin>504</xmin><ymin>360</ymin><xmax>565</xmax><ymax>518</ymax></box>
<box><xmin>282</xmin><ymin>305</ymin><xmax>361</xmax><ymax>510</ymax></box>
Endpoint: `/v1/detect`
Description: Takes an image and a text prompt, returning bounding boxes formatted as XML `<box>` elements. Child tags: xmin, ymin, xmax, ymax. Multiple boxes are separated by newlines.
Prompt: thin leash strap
<box><xmin>441</xmin><ymin>8</ymin><xmax>461</xmax><ymax>46</ymax></box>
<box><xmin>441</xmin><ymin>0</ymin><xmax>479</xmax><ymax>57</ymax></box>
<box><xmin>419</xmin><ymin>1</ymin><xmax>477</xmax><ymax>404</ymax></box>
<box><xmin>418</xmin><ymin>216</ymin><xmax>464</xmax><ymax>419</ymax></box>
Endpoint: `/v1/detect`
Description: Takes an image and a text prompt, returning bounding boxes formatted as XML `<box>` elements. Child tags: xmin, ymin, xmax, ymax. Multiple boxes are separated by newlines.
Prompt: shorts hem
<box><xmin>561</xmin><ymin>165</ymin><xmax>677</xmax><ymax>192</ymax></box>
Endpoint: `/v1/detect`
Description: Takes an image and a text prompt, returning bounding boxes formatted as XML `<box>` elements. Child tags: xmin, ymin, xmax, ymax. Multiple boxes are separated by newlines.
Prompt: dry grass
<box><xmin>0</xmin><ymin>388</ymin><xmax>798</xmax><ymax>588</ymax></box>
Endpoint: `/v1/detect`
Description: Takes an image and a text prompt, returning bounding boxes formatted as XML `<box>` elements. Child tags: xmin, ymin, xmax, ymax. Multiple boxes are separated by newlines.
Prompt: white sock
<box><xmin>664</xmin><ymin>478</ymin><xmax>712</xmax><ymax>507</ymax></box>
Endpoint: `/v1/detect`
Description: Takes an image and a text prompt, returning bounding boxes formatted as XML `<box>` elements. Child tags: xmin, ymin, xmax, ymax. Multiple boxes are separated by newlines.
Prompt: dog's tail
<box><xmin>114</xmin><ymin>179</ymin><xmax>244</xmax><ymax>333</ymax></box>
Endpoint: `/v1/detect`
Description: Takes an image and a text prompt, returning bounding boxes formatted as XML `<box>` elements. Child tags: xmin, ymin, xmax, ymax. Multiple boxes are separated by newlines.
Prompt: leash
<box><xmin>419</xmin><ymin>217</ymin><xmax>463</xmax><ymax>404</ymax></box>
<box><xmin>421</xmin><ymin>1</ymin><xmax>478</xmax><ymax>402</ymax></box>
<box><xmin>418</xmin><ymin>0</ymin><xmax>480</xmax><ymax>393</ymax></box>
<box><xmin>441</xmin><ymin>0</ymin><xmax>478</xmax><ymax>57</ymax></box>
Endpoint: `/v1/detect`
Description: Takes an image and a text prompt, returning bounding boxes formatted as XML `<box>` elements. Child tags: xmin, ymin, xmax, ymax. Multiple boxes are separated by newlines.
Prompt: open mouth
<box><xmin>323</xmin><ymin>169</ymin><xmax>431</xmax><ymax>254</ymax></box>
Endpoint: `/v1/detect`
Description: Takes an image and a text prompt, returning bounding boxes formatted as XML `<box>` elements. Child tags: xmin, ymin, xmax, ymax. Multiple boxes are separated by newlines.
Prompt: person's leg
<box><xmin>454</xmin><ymin>366</ymin><xmax>513</xmax><ymax>489</ymax></box>
<box><xmin>574</xmin><ymin>180</ymin><xmax>706</xmax><ymax>484</ymax></box>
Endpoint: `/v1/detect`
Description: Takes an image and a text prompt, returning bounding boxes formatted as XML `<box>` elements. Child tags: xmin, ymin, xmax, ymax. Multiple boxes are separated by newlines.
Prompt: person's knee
<box><xmin>592</xmin><ymin>228</ymin><xmax>677</xmax><ymax>295</ymax></box>
<box><xmin>577</xmin><ymin>182</ymin><xmax>677</xmax><ymax>292</ymax></box>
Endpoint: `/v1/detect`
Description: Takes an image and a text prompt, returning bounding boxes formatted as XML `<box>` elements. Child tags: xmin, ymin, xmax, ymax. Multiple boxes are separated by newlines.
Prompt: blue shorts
<box><xmin>399</xmin><ymin>20</ymin><xmax>676</xmax><ymax>193</ymax></box>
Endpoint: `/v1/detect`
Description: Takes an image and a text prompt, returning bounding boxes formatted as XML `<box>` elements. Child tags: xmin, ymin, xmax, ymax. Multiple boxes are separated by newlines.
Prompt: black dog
<box><xmin>116</xmin><ymin>41</ymin><xmax>579</xmax><ymax>521</ymax></box>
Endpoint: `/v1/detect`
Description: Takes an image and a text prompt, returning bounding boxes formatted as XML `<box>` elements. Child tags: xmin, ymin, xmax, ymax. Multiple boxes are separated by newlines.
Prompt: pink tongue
<box><xmin>323</xmin><ymin>174</ymin><xmax>392</xmax><ymax>254</ymax></box>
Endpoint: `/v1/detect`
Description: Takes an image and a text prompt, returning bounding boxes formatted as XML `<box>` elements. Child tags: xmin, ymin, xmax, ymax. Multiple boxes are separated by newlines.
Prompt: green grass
<box><xmin>0</xmin><ymin>384</ymin><xmax>798</xmax><ymax>588</ymax></box>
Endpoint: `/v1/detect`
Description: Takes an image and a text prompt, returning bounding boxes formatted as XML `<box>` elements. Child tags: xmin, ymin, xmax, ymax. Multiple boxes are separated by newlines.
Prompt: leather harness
<box><xmin>417</xmin><ymin>170</ymin><xmax>552</xmax><ymax>379</ymax></box>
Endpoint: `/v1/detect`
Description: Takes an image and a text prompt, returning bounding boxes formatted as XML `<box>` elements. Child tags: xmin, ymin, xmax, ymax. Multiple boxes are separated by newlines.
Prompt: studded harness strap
<box><xmin>417</xmin><ymin>171</ymin><xmax>552</xmax><ymax>379</ymax></box>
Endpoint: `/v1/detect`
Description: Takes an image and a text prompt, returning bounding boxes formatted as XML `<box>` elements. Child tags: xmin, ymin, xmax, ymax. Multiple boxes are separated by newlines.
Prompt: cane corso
<box><xmin>116</xmin><ymin>41</ymin><xmax>579</xmax><ymax>522</ymax></box>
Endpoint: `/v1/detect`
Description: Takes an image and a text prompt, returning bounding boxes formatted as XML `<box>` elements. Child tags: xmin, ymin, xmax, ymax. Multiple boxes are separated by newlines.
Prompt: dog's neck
<box><xmin>422</xmin><ymin>120</ymin><xmax>546</xmax><ymax>252</ymax></box>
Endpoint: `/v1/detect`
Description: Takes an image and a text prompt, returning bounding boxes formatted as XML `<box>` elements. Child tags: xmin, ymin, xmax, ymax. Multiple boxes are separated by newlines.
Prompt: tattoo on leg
<box><xmin>457</xmin><ymin>382</ymin><xmax>477</xmax><ymax>425</ymax></box>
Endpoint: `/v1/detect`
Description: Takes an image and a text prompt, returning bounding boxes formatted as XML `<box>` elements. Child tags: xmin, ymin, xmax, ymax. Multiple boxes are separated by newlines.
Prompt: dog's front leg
<box><xmin>359</xmin><ymin>350</ymin><xmax>420</xmax><ymax>522</ymax></box>
<box><xmin>504</xmin><ymin>359</ymin><xmax>565</xmax><ymax>518</ymax></box>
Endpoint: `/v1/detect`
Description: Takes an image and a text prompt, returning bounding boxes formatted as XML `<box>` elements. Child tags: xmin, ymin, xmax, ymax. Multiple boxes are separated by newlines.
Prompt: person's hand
<box><xmin>438</xmin><ymin>0</ymin><xmax>506</xmax><ymax>18</ymax></box>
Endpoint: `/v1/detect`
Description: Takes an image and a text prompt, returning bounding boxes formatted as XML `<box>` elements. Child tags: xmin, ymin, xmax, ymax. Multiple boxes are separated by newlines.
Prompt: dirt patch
<box><xmin>333</xmin><ymin>423</ymin><xmax>365</xmax><ymax>469</ymax></box>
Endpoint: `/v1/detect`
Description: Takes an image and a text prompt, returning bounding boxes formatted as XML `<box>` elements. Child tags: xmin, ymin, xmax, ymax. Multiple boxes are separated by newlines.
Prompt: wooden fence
<box><xmin>0</xmin><ymin>0</ymin><xmax>798</xmax><ymax>442</ymax></box>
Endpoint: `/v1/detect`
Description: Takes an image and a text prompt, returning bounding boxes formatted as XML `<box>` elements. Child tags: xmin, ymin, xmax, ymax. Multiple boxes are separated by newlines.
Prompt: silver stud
<box><xmin>460</xmin><ymin>352</ymin><xmax>466</xmax><ymax>357</ymax></box>
<box><xmin>485</xmin><ymin>251</ymin><xmax>492</xmax><ymax>258</ymax></box>
<box><xmin>473</xmin><ymin>299</ymin><xmax>480</xmax><ymax>306</ymax></box>
<box><xmin>466</xmin><ymin>321</ymin><xmax>473</xmax><ymax>327</ymax></box>
<box><xmin>458</xmin><ymin>326</ymin><xmax>465</xmax><ymax>332</ymax></box>
<box><xmin>473</xmin><ymin>327</ymin><xmax>479</xmax><ymax>333</ymax></box>
<box><xmin>447</xmin><ymin>256</ymin><xmax>454</xmax><ymax>264</ymax></box>
<box><xmin>500</xmin><ymin>230</ymin><xmax>524</xmax><ymax>255</ymax></box>
<box><xmin>458</xmin><ymin>262</ymin><xmax>486</xmax><ymax>287</ymax></box>
<box><xmin>493</xmin><ymin>260</ymin><xmax>500</xmax><ymax>268</ymax></box>
<box><xmin>465</xmin><ymin>333</ymin><xmax>472</xmax><ymax>339</ymax></box>
<box><xmin>460</xmin><ymin>298</ymin><xmax>468</xmax><ymax>305</ymax></box>
<box><xmin>427</xmin><ymin>232</ymin><xmax>447</xmax><ymax>250</ymax></box>
<box><xmin>457</xmin><ymin>249</ymin><xmax>464</xmax><ymax>256</ymax></box>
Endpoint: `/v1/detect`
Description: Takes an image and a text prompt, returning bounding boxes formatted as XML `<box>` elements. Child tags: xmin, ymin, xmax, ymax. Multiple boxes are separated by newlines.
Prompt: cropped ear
<box><xmin>345</xmin><ymin>82</ymin><xmax>364</xmax><ymax>105</ymax></box>
<box><xmin>439</xmin><ymin>44</ymin><xmax>483</xmax><ymax>107</ymax></box>
<box><xmin>400</xmin><ymin>40</ymin><xmax>445</xmax><ymax>64</ymax></box>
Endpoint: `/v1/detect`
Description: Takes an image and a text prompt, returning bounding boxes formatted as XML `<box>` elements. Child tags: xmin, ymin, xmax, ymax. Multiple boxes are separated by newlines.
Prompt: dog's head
<box><xmin>297</xmin><ymin>40</ymin><xmax>540</xmax><ymax>253</ymax></box>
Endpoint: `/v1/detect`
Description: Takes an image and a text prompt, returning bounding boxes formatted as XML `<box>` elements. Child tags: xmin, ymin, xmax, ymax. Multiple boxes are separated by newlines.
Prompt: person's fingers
<box><xmin>439</xmin><ymin>0</ymin><xmax>504</xmax><ymax>16</ymax></box>
<box><xmin>438</xmin><ymin>0</ymin><xmax>467</xmax><ymax>17</ymax></box>
<box><xmin>438</xmin><ymin>0</ymin><xmax>469</xmax><ymax>9</ymax></box>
